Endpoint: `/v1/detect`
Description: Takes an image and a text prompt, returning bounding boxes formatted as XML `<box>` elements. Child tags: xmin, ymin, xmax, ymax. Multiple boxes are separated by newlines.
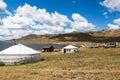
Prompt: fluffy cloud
<box><xmin>107</xmin><ymin>18</ymin><xmax>120</xmax><ymax>30</ymax></box>
<box><xmin>100</xmin><ymin>0</ymin><xmax>120</xmax><ymax>12</ymax></box>
<box><xmin>0</xmin><ymin>4</ymin><xmax>95</xmax><ymax>40</ymax></box>
<box><xmin>0</xmin><ymin>29</ymin><xmax>32</xmax><ymax>40</ymax></box>
<box><xmin>107</xmin><ymin>24</ymin><xmax>119</xmax><ymax>30</ymax></box>
<box><xmin>0</xmin><ymin>0</ymin><xmax>11</xmax><ymax>15</ymax></box>
<box><xmin>113</xmin><ymin>18</ymin><xmax>120</xmax><ymax>25</ymax></box>
<box><xmin>71</xmin><ymin>13</ymin><xmax>95</xmax><ymax>31</ymax></box>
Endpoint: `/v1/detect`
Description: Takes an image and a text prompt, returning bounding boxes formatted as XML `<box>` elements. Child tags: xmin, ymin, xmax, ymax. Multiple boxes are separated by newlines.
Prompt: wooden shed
<box><xmin>42</xmin><ymin>46</ymin><xmax>54</xmax><ymax>52</ymax></box>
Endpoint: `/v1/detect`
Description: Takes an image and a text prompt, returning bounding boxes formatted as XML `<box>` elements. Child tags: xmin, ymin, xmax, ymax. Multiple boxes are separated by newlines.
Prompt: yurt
<box><xmin>62</xmin><ymin>45</ymin><xmax>78</xmax><ymax>53</ymax></box>
<box><xmin>0</xmin><ymin>44</ymin><xmax>41</xmax><ymax>65</ymax></box>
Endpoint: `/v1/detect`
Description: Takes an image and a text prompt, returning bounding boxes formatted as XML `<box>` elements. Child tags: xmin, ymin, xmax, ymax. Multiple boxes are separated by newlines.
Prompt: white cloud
<box><xmin>71</xmin><ymin>13</ymin><xmax>95</xmax><ymax>31</ymax></box>
<box><xmin>103</xmin><ymin>12</ymin><xmax>107</xmax><ymax>15</ymax></box>
<box><xmin>107</xmin><ymin>18</ymin><xmax>120</xmax><ymax>30</ymax></box>
<box><xmin>0</xmin><ymin>29</ymin><xmax>32</xmax><ymax>40</ymax></box>
<box><xmin>100</xmin><ymin>0</ymin><xmax>120</xmax><ymax>12</ymax></box>
<box><xmin>107</xmin><ymin>24</ymin><xmax>120</xmax><ymax>30</ymax></box>
<box><xmin>0</xmin><ymin>4</ymin><xmax>96</xmax><ymax>40</ymax></box>
<box><xmin>103</xmin><ymin>12</ymin><xmax>108</xmax><ymax>18</ymax></box>
<box><xmin>113</xmin><ymin>18</ymin><xmax>120</xmax><ymax>25</ymax></box>
<box><xmin>72</xmin><ymin>13</ymin><xmax>87</xmax><ymax>22</ymax></box>
<box><xmin>15</xmin><ymin>4</ymin><xmax>71</xmax><ymax>27</ymax></box>
<box><xmin>0</xmin><ymin>0</ymin><xmax>11</xmax><ymax>15</ymax></box>
<box><xmin>0</xmin><ymin>4</ymin><xmax>71</xmax><ymax>40</ymax></box>
<box><xmin>2</xmin><ymin>15</ymin><xmax>34</xmax><ymax>29</ymax></box>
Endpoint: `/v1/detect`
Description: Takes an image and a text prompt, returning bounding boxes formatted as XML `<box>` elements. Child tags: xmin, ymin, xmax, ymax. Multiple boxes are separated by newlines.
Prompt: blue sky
<box><xmin>0</xmin><ymin>0</ymin><xmax>120</xmax><ymax>40</ymax></box>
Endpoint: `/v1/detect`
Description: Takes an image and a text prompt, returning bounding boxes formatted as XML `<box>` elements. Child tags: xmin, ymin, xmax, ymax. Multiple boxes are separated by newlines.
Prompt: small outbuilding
<box><xmin>104</xmin><ymin>42</ymin><xmax>117</xmax><ymax>48</ymax></box>
<box><xmin>42</xmin><ymin>46</ymin><xmax>54</xmax><ymax>52</ymax></box>
<box><xmin>90</xmin><ymin>43</ymin><xmax>99</xmax><ymax>48</ymax></box>
<box><xmin>0</xmin><ymin>44</ymin><xmax>41</xmax><ymax>65</ymax></box>
<box><xmin>62</xmin><ymin>45</ymin><xmax>78</xmax><ymax>53</ymax></box>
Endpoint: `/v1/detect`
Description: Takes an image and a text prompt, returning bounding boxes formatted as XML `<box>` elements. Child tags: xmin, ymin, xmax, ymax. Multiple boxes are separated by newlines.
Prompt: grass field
<box><xmin>0</xmin><ymin>47</ymin><xmax>120</xmax><ymax>80</ymax></box>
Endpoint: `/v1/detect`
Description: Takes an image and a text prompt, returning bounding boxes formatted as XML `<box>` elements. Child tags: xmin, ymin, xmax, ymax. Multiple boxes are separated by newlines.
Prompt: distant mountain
<box><xmin>20</xmin><ymin>34</ymin><xmax>54</xmax><ymax>40</ymax></box>
<box><xmin>50</xmin><ymin>30</ymin><xmax>120</xmax><ymax>42</ymax></box>
<box><xmin>21</xmin><ymin>34</ymin><xmax>40</xmax><ymax>39</ymax></box>
<box><xmin>12</xmin><ymin>30</ymin><xmax>120</xmax><ymax>43</ymax></box>
<box><xmin>89</xmin><ymin>30</ymin><xmax>120</xmax><ymax>37</ymax></box>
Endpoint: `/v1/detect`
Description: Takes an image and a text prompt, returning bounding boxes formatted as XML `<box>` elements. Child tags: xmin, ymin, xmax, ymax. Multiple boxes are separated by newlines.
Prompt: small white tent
<box><xmin>62</xmin><ymin>45</ymin><xmax>78</xmax><ymax>53</ymax></box>
<box><xmin>0</xmin><ymin>44</ymin><xmax>41</xmax><ymax>65</ymax></box>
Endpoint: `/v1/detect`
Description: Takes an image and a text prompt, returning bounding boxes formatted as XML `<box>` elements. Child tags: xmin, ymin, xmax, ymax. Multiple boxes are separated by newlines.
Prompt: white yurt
<box><xmin>0</xmin><ymin>44</ymin><xmax>41</xmax><ymax>65</ymax></box>
<box><xmin>62</xmin><ymin>45</ymin><xmax>78</xmax><ymax>53</ymax></box>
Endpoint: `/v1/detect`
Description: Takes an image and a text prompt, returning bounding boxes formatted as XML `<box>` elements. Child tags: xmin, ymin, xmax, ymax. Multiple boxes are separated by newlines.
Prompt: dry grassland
<box><xmin>0</xmin><ymin>47</ymin><xmax>120</xmax><ymax>80</ymax></box>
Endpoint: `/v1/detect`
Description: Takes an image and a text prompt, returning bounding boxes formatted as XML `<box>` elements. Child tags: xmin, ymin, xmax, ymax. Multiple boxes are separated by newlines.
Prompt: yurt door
<box><xmin>64</xmin><ymin>49</ymin><xmax>66</xmax><ymax>53</ymax></box>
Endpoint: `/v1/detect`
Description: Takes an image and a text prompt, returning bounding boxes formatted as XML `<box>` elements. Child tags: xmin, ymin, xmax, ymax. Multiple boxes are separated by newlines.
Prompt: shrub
<box><xmin>0</xmin><ymin>62</ymin><xmax>5</xmax><ymax>66</ymax></box>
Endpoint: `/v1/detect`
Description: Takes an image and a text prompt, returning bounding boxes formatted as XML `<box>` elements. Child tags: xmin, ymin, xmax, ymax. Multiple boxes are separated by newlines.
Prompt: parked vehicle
<box><xmin>90</xmin><ymin>43</ymin><xmax>99</xmax><ymax>48</ymax></box>
<box><xmin>104</xmin><ymin>42</ymin><xmax>117</xmax><ymax>48</ymax></box>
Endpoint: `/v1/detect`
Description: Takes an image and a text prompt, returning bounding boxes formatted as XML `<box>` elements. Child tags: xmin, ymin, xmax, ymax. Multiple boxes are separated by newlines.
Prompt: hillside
<box><xmin>50</xmin><ymin>30</ymin><xmax>120</xmax><ymax>42</ymax></box>
<box><xmin>11</xmin><ymin>30</ymin><xmax>120</xmax><ymax>43</ymax></box>
<box><xmin>21</xmin><ymin>34</ymin><xmax>54</xmax><ymax>40</ymax></box>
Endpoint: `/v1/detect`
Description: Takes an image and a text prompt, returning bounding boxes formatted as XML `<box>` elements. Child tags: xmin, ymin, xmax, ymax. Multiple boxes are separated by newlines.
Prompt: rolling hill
<box><xmin>50</xmin><ymin>30</ymin><xmax>120</xmax><ymax>42</ymax></box>
<box><xmin>11</xmin><ymin>30</ymin><xmax>120</xmax><ymax>43</ymax></box>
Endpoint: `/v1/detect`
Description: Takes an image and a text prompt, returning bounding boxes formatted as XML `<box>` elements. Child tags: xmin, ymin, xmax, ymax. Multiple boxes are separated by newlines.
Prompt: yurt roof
<box><xmin>63</xmin><ymin>45</ymin><xmax>78</xmax><ymax>49</ymax></box>
<box><xmin>0</xmin><ymin>44</ymin><xmax>40</xmax><ymax>54</ymax></box>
